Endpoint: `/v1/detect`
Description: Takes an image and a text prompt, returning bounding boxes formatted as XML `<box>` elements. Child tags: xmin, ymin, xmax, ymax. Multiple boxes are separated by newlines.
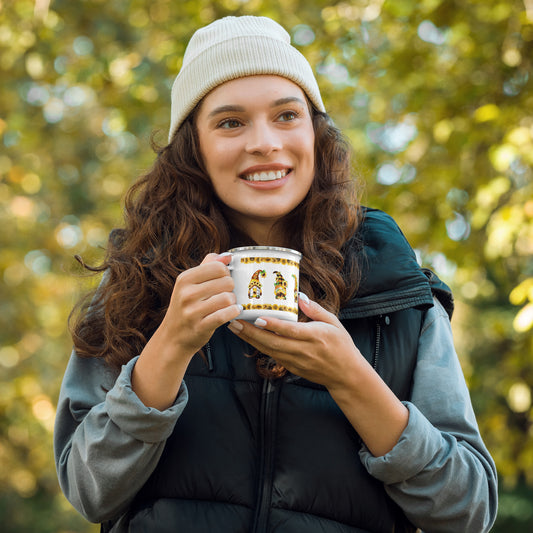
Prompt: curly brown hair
<box><xmin>70</xmin><ymin>106</ymin><xmax>363</xmax><ymax>377</ymax></box>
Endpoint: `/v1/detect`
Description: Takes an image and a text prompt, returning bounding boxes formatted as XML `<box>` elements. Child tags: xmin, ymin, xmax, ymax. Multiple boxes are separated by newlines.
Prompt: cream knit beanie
<box><xmin>168</xmin><ymin>15</ymin><xmax>326</xmax><ymax>142</ymax></box>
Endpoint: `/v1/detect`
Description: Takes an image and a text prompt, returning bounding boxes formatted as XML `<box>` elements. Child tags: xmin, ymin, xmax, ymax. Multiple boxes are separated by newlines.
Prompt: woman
<box><xmin>54</xmin><ymin>16</ymin><xmax>498</xmax><ymax>533</ymax></box>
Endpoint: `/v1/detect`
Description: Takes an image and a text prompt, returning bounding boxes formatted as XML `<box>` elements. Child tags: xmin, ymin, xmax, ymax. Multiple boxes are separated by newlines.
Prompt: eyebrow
<box><xmin>206</xmin><ymin>97</ymin><xmax>307</xmax><ymax>119</ymax></box>
<box><xmin>271</xmin><ymin>96</ymin><xmax>307</xmax><ymax>107</ymax></box>
<box><xmin>207</xmin><ymin>105</ymin><xmax>246</xmax><ymax>119</ymax></box>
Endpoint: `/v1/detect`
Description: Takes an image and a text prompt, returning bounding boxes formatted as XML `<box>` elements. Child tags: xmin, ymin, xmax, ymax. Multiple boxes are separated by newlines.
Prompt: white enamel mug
<box><xmin>228</xmin><ymin>246</ymin><xmax>302</xmax><ymax>322</ymax></box>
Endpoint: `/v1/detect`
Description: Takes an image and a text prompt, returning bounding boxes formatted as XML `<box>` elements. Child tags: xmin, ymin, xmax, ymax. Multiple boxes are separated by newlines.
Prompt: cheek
<box><xmin>197</xmin><ymin>126</ymin><xmax>233</xmax><ymax>172</ymax></box>
<box><xmin>204</xmin><ymin>140</ymin><xmax>237</xmax><ymax>176</ymax></box>
<box><xmin>302</xmin><ymin>131</ymin><xmax>316</xmax><ymax>172</ymax></box>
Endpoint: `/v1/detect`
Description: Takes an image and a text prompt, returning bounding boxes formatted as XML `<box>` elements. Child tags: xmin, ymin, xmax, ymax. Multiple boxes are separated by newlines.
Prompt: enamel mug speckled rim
<box><xmin>228</xmin><ymin>246</ymin><xmax>302</xmax><ymax>322</ymax></box>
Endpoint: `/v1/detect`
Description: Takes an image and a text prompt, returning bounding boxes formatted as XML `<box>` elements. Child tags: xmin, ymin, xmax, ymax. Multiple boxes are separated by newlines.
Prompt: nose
<box><xmin>245</xmin><ymin>122</ymin><xmax>282</xmax><ymax>156</ymax></box>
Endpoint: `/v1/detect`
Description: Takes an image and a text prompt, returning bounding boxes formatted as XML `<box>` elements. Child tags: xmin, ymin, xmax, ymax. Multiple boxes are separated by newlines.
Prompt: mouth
<box><xmin>240</xmin><ymin>169</ymin><xmax>291</xmax><ymax>182</ymax></box>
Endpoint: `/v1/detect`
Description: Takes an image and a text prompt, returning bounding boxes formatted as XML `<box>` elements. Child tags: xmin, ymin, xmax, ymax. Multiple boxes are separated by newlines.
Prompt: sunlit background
<box><xmin>1</xmin><ymin>0</ymin><xmax>532</xmax><ymax>531</ymax></box>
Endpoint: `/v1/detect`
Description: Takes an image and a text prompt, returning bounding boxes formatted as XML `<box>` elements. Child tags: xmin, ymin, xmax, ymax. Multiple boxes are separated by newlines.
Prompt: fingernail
<box><xmin>298</xmin><ymin>292</ymin><xmax>309</xmax><ymax>305</ymax></box>
<box><xmin>228</xmin><ymin>320</ymin><xmax>243</xmax><ymax>333</ymax></box>
<box><xmin>237</xmin><ymin>304</ymin><xmax>243</xmax><ymax>313</ymax></box>
<box><xmin>254</xmin><ymin>318</ymin><xmax>267</xmax><ymax>328</ymax></box>
<box><xmin>220</xmin><ymin>251</ymin><xmax>234</xmax><ymax>270</ymax></box>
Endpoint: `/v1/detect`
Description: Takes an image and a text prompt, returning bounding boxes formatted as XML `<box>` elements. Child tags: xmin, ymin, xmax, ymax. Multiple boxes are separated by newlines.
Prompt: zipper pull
<box><xmin>206</xmin><ymin>341</ymin><xmax>214</xmax><ymax>372</ymax></box>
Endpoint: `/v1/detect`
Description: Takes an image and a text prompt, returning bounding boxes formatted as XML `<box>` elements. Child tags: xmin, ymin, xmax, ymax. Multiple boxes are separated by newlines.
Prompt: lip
<box><xmin>239</xmin><ymin>163</ymin><xmax>292</xmax><ymax>178</ymax></box>
<box><xmin>239</xmin><ymin>169</ymin><xmax>292</xmax><ymax>189</ymax></box>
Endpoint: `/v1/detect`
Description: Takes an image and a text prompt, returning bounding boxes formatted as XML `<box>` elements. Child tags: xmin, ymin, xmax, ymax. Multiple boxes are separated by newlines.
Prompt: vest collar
<box><xmin>340</xmin><ymin>208</ymin><xmax>435</xmax><ymax>320</ymax></box>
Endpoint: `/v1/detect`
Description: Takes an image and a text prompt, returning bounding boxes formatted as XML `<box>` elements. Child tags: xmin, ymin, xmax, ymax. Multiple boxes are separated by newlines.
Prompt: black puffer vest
<box><xmin>107</xmin><ymin>209</ymin><xmax>453</xmax><ymax>533</ymax></box>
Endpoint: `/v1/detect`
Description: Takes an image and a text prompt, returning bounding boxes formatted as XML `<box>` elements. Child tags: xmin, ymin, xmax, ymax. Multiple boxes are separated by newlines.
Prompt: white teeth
<box><xmin>243</xmin><ymin>170</ymin><xmax>288</xmax><ymax>182</ymax></box>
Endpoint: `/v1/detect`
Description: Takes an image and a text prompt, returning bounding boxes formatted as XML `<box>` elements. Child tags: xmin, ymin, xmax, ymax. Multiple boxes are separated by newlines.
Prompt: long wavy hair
<box><xmin>70</xmin><ymin>105</ymin><xmax>363</xmax><ymax>377</ymax></box>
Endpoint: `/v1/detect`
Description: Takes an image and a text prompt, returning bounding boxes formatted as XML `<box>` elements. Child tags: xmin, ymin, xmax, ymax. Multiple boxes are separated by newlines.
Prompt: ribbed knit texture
<box><xmin>168</xmin><ymin>16</ymin><xmax>325</xmax><ymax>142</ymax></box>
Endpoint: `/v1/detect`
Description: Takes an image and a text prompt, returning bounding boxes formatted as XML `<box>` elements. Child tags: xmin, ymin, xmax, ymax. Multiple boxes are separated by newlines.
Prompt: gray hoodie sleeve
<box><xmin>359</xmin><ymin>298</ymin><xmax>498</xmax><ymax>533</ymax></box>
<box><xmin>54</xmin><ymin>352</ymin><xmax>188</xmax><ymax>523</ymax></box>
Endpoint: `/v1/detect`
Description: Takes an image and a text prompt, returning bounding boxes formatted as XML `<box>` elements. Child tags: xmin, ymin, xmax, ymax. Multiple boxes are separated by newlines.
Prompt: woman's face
<box><xmin>196</xmin><ymin>75</ymin><xmax>315</xmax><ymax>244</ymax></box>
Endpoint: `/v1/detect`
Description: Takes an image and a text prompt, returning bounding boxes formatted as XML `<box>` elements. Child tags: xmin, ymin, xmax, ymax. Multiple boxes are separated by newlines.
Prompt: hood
<box><xmin>340</xmin><ymin>208</ymin><xmax>452</xmax><ymax>320</ymax></box>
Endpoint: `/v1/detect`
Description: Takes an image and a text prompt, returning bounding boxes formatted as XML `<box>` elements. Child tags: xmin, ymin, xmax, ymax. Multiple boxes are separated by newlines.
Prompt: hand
<box><xmin>227</xmin><ymin>293</ymin><xmax>409</xmax><ymax>456</ymax></box>
<box><xmin>227</xmin><ymin>293</ymin><xmax>361</xmax><ymax>389</ymax></box>
<box><xmin>159</xmin><ymin>252</ymin><xmax>242</xmax><ymax>360</ymax></box>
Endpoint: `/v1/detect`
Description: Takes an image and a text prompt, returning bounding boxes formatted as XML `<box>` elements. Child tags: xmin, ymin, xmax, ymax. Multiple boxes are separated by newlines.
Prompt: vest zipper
<box><xmin>372</xmin><ymin>317</ymin><xmax>382</xmax><ymax>371</ymax></box>
<box><xmin>252</xmin><ymin>378</ymin><xmax>279</xmax><ymax>533</ymax></box>
<box><xmin>372</xmin><ymin>315</ymin><xmax>390</xmax><ymax>371</ymax></box>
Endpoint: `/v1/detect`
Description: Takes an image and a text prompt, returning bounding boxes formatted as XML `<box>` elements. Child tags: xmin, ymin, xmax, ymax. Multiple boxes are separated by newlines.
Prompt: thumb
<box><xmin>298</xmin><ymin>292</ymin><xmax>340</xmax><ymax>326</ymax></box>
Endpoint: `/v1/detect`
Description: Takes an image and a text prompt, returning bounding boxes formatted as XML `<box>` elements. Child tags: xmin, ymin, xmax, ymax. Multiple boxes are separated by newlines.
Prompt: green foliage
<box><xmin>0</xmin><ymin>0</ymin><xmax>531</xmax><ymax>530</ymax></box>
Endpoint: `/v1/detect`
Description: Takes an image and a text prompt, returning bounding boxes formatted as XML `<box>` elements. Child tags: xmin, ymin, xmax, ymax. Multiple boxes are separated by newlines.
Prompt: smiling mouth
<box><xmin>241</xmin><ymin>169</ymin><xmax>290</xmax><ymax>182</ymax></box>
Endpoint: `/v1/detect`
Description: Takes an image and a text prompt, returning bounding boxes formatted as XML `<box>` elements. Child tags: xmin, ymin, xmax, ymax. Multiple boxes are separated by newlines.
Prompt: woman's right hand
<box><xmin>132</xmin><ymin>252</ymin><xmax>240</xmax><ymax>409</ymax></box>
<box><xmin>159</xmin><ymin>252</ymin><xmax>241</xmax><ymax>360</ymax></box>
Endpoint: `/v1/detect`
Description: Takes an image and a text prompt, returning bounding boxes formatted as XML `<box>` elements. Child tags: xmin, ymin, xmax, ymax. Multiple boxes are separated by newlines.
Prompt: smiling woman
<box><xmin>54</xmin><ymin>15</ymin><xmax>497</xmax><ymax>533</ymax></box>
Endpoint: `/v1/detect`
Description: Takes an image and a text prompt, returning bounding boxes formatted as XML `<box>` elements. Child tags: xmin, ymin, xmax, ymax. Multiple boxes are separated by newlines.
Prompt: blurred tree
<box><xmin>0</xmin><ymin>0</ymin><xmax>531</xmax><ymax>531</ymax></box>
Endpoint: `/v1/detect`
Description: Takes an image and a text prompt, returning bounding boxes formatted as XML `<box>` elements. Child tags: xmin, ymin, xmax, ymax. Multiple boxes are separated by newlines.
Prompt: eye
<box><xmin>277</xmin><ymin>110</ymin><xmax>299</xmax><ymax>122</ymax></box>
<box><xmin>218</xmin><ymin>118</ymin><xmax>242</xmax><ymax>129</ymax></box>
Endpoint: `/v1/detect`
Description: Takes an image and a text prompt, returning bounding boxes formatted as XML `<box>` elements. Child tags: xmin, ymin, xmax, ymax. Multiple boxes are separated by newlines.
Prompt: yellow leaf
<box><xmin>474</xmin><ymin>104</ymin><xmax>500</xmax><ymax>122</ymax></box>
<box><xmin>489</xmin><ymin>144</ymin><xmax>518</xmax><ymax>172</ymax></box>
<box><xmin>507</xmin><ymin>382</ymin><xmax>531</xmax><ymax>413</ymax></box>
<box><xmin>513</xmin><ymin>303</ymin><xmax>533</xmax><ymax>332</ymax></box>
<box><xmin>510</xmin><ymin>278</ymin><xmax>533</xmax><ymax>306</ymax></box>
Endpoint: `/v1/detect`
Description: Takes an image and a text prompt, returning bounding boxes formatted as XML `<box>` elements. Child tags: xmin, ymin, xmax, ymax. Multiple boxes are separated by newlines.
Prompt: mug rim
<box><xmin>228</xmin><ymin>245</ymin><xmax>302</xmax><ymax>257</ymax></box>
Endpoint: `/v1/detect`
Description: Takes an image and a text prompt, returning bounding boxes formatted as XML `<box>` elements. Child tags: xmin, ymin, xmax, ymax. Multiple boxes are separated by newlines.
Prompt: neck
<box><xmin>229</xmin><ymin>213</ymin><xmax>286</xmax><ymax>247</ymax></box>
<box><xmin>248</xmin><ymin>223</ymin><xmax>286</xmax><ymax>247</ymax></box>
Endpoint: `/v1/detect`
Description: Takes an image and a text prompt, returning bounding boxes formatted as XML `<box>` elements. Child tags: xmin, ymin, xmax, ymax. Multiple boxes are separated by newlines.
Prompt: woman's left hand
<box><xmin>227</xmin><ymin>293</ymin><xmax>361</xmax><ymax>390</ymax></box>
<box><xmin>227</xmin><ymin>292</ymin><xmax>409</xmax><ymax>457</ymax></box>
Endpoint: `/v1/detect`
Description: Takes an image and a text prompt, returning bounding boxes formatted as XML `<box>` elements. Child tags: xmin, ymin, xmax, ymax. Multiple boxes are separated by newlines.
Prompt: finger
<box><xmin>198</xmin><ymin>253</ymin><xmax>233</xmax><ymax>280</ymax></box>
<box><xmin>201</xmin><ymin>302</ymin><xmax>243</xmax><ymax>330</ymax></box>
<box><xmin>199</xmin><ymin>290</ymin><xmax>237</xmax><ymax>318</ymax></box>
<box><xmin>178</xmin><ymin>291</ymin><xmax>239</xmax><ymax>333</ymax></box>
<box><xmin>200</xmin><ymin>251</ymin><xmax>232</xmax><ymax>266</ymax></box>
<box><xmin>195</xmin><ymin>275</ymin><xmax>235</xmax><ymax>302</ymax></box>
<box><xmin>298</xmin><ymin>292</ymin><xmax>341</xmax><ymax>326</ymax></box>
<box><xmin>176</xmin><ymin>266</ymin><xmax>233</xmax><ymax>297</ymax></box>
<box><xmin>179</xmin><ymin>258</ymin><xmax>232</xmax><ymax>287</ymax></box>
<box><xmin>252</xmin><ymin>316</ymin><xmax>312</xmax><ymax>342</ymax></box>
<box><xmin>227</xmin><ymin>319</ymin><xmax>302</xmax><ymax>358</ymax></box>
